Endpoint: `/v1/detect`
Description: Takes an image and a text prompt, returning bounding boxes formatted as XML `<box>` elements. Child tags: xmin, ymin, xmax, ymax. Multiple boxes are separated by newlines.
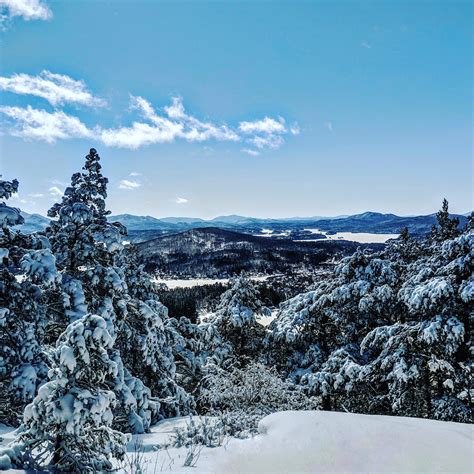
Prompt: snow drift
<box><xmin>212</xmin><ymin>410</ymin><xmax>472</xmax><ymax>473</ymax></box>
<box><xmin>110</xmin><ymin>410</ymin><xmax>473</xmax><ymax>473</ymax></box>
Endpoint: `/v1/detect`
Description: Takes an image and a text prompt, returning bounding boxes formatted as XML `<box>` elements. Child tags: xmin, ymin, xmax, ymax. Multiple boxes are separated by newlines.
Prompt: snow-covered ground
<box><xmin>153</xmin><ymin>275</ymin><xmax>276</xmax><ymax>289</ymax></box>
<box><xmin>300</xmin><ymin>228</ymin><xmax>399</xmax><ymax>243</ymax></box>
<box><xmin>125</xmin><ymin>411</ymin><xmax>473</xmax><ymax>473</ymax></box>
<box><xmin>1</xmin><ymin>411</ymin><xmax>471</xmax><ymax>473</ymax></box>
<box><xmin>254</xmin><ymin>229</ymin><xmax>291</xmax><ymax>237</ymax></box>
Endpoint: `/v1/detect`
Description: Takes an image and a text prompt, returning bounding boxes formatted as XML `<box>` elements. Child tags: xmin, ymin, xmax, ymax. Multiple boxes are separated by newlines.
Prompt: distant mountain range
<box><xmin>16</xmin><ymin>210</ymin><xmax>471</xmax><ymax>238</ymax></box>
<box><xmin>110</xmin><ymin>211</ymin><xmax>469</xmax><ymax>238</ymax></box>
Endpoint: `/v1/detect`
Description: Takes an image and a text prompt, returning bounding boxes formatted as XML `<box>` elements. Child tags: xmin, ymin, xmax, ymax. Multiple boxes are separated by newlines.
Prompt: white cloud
<box><xmin>239</xmin><ymin>117</ymin><xmax>286</xmax><ymax>135</ymax></box>
<box><xmin>119</xmin><ymin>179</ymin><xmax>141</xmax><ymax>190</ymax></box>
<box><xmin>164</xmin><ymin>96</ymin><xmax>186</xmax><ymax>119</ymax></box>
<box><xmin>49</xmin><ymin>186</ymin><xmax>63</xmax><ymax>197</ymax></box>
<box><xmin>0</xmin><ymin>105</ymin><xmax>93</xmax><ymax>143</ymax></box>
<box><xmin>100</xmin><ymin>121</ymin><xmax>180</xmax><ymax>149</ymax></box>
<box><xmin>175</xmin><ymin>197</ymin><xmax>188</xmax><ymax>204</ymax></box>
<box><xmin>290</xmin><ymin>124</ymin><xmax>301</xmax><ymax>135</ymax></box>
<box><xmin>100</xmin><ymin>95</ymin><xmax>239</xmax><ymax>149</ymax></box>
<box><xmin>238</xmin><ymin>116</ymin><xmax>297</xmax><ymax>151</ymax></box>
<box><xmin>129</xmin><ymin>171</ymin><xmax>141</xmax><ymax>177</ymax></box>
<box><xmin>163</xmin><ymin>96</ymin><xmax>239</xmax><ymax>142</ymax></box>
<box><xmin>0</xmin><ymin>91</ymin><xmax>299</xmax><ymax>153</ymax></box>
<box><xmin>250</xmin><ymin>134</ymin><xmax>285</xmax><ymax>150</ymax></box>
<box><xmin>241</xmin><ymin>148</ymin><xmax>260</xmax><ymax>156</ymax></box>
<box><xmin>0</xmin><ymin>70</ymin><xmax>105</xmax><ymax>107</ymax></box>
<box><xmin>361</xmin><ymin>41</ymin><xmax>372</xmax><ymax>49</ymax></box>
<box><xmin>131</xmin><ymin>95</ymin><xmax>162</xmax><ymax>122</ymax></box>
<box><xmin>325</xmin><ymin>121</ymin><xmax>333</xmax><ymax>133</ymax></box>
<box><xmin>0</xmin><ymin>0</ymin><xmax>52</xmax><ymax>22</ymax></box>
<box><xmin>29</xmin><ymin>192</ymin><xmax>44</xmax><ymax>197</ymax></box>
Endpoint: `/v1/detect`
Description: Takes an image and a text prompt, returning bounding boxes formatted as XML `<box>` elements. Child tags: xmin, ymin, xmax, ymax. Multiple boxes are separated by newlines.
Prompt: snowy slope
<box><xmin>2</xmin><ymin>411</ymin><xmax>471</xmax><ymax>473</ymax></box>
<box><xmin>118</xmin><ymin>411</ymin><xmax>472</xmax><ymax>473</ymax></box>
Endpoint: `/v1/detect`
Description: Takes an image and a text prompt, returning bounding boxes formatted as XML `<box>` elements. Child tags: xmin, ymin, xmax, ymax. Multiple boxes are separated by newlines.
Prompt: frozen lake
<box><xmin>299</xmin><ymin>228</ymin><xmax>399</xmax><ymax>244</ymax></box>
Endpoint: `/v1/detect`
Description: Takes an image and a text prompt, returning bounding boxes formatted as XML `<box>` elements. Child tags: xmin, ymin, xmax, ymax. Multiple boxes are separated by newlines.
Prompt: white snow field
<box><xmin>300</xmin><ymin>229</ymin><xmax>399</xmax><ymax>243</ymax></box>
<box><xmin>153</xmin><ymin>275</ymin><xmax>276</xmax><ymax>289</ymax></box>
<box><xmin>122</xmin><ymin>410</ymin><xmax>472</xmax><ymax>473</ymax></box>
<box><xmin>1</xmin><ymin>411</ymin><xmax>471</xmax><ymax>473</ymax></box>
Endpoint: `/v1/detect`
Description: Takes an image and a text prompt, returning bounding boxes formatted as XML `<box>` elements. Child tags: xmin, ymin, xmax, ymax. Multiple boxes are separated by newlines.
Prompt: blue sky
<box><xmin>0</xmin><ymin>0</ymin><xmax>471</xmax><ymax>218</ymax></box>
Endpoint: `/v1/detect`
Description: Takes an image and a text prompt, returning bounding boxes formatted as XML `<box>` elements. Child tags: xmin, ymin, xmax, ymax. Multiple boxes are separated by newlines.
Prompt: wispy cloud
<box><xmin>290</xmin><ymin>124</ymin><xmax>301</xmax><ymax>135</ymax></box>
<box><xmin>239</xmin><ymin>117</ymin><xmax>286</xmax><ymax>135</ymax></box>
<box><xmin>241</xmin><ymin>148</ymin><xmax>260</xmax><ymax>156</ymax></box>
<box><xmin>106</xmin><ymin>95</ymin><xmax>239</xmax><ymax>148</ymax></box>
<box><xmin>0</xmin><ymin>0</ymin><xmax>52</xmax><ymax>23</ymax></box>
<box><xmin>0</xmin><ymin>77</ymin><xmax>299</xmax><ymax>153</ymax></box>
<box><xmin>238</xmin><ymin>116</ymin><xmax>295</xmax><ymax>154</ymax></box>
<box><xmin>325</xmin><ymin>121</ymin><xmax>333</xmax><ymax>133</ymax></box>
<box><xmin>251</xmin><ymin>134</ymin><xmax>285</xmax><ymax>150</ymax></box>
<box><xmin>175</xmin><ymin>197</ymin><xmax>188</xmax><ymax>204</ymax></box>
<box><xmin>29</xmin><ymin>192</ymin><xmax>44</xmax><ymax>198</ymax></box>
<box><xmin>49</xmin><ymin>185</ymin><xmax>63</xmax><ymax>197</ymax></box>
<box><xmin>361</xmin><ymin>41</ymin><xmax>372</xmax><ymax>49</ymax></box>
<box><xmin>0</xmin><ymin>105</ymin><xmax>93</xmax><ymax>143</ymax></box>
<box><xmin>129</xmin><ymin>171</ymin><xmax>141</xmax><ymax>177</ymax></box>
<box><xmin>119</xmin><ymin>179</ymin><xmax>141</xmax><ymax>190</ymax></box>
<box><xmin>0</xmin><ymin>71</ymin><xmax>105</xmax><ymax>107</ymax></box>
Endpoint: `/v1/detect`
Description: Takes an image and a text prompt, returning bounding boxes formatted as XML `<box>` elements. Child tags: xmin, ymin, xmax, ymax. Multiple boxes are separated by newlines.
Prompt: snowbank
<box><xmin>214</xmin><ymin>411</ymin><xmax>473</xmax><ymax>473</ymax></box>
<box><xmin>124</xmin><ymin>411</ymin><xmax>472</xmax><ymax>473</ymax></box>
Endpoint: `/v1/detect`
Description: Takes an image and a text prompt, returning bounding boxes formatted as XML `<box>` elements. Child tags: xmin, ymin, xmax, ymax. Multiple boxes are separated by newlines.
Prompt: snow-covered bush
<box><xmin>171</xmin><ymin>416</ymin><xmax>227</xmax><ymax>448</ymax></box>
<box><xmin>0</xmin><ymin>314</ymin><xmax>128</xmax><ymax>472</ymax></box>
<box><xmin>198</xmin><ymin>361</ymin><xmax>317</xmax><ymax>436</ymax></box>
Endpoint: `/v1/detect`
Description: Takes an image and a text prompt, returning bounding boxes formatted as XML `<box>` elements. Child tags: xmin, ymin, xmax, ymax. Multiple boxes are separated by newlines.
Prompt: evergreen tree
<box><xmin>431</xmin><ymin>198</ymin><xmax>460</xmax><ymax>242</ymax></box>
<box><xmin>210</xmin><ymin>275</ymin><xmax>269</xmax><ymax>357</ymax></box>
<box><xmin>168</xmin><ymin>316</ymin><xmax>232</xmax><ymax>403</ymax></box>
<box><xmin>42</xmin><ymin>149</ymin><xmax>156</xmax><ymax>432</ymax></box>
<box><xmin>45</xmin><ymin>148</ymin><xmax>192</xmax><ymax>428</ymax></box>
<box><xmin>116</xmin><ymin>244</ymin><xmax>194</xmax><ymax>420</ymax></box>
<box><xmin>2</xmin><ymin>314</ymin><xmax>128</xmax><ymax>472</ymax></box>
<box><xmin>266</xmin><ymin>222</ymin><xmax>472</xmax><ymax>421</ymax></box>
<box><xmin>0</xmin><ymin>179</ymin><xmax>57</xmax><ymax>424</ymax></box>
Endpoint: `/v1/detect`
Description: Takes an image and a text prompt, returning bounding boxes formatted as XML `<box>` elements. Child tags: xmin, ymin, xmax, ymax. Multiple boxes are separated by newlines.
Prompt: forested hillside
<box><xmin>137</xmin><ymin>227</ymin><xmax>380</xmax><ymax>276</ymax></box>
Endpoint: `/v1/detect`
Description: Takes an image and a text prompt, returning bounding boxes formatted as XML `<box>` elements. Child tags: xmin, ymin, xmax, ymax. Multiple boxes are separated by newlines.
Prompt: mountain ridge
<box><xmin>16</xmin><ymin>210</ymin><xmax>471</xmax><ymax>236</ymax></box>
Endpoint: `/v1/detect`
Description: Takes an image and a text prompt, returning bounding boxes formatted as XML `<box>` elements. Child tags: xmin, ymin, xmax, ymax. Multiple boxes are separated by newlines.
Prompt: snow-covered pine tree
<box><xmin>46</xmin><ymin>148</ymin><xmax>127</xmax><ymax>334</ymax></box>
<box><xmin>44</xmin><ymin>149</ymin><xmax>158</xmax><ymax>432</ymax></box>
<box><xmin>1</xmin><ymin>314</ymin><xmax>128</xmax><ymax>472</ymax></box>
<box><xmin>431</xmin><ymin>198</ymin><xmax>460</xmax><ymax>242</ymax></box>
<box><xmin>0</xmin><ymin>178</ymin><xmax>58</xmax><ymax>424</ymax></box>
<box><xmin>268</xmin><ymin>201</ymin><xmax>472</xmax><ymax>422</ymax></box>
<box><xmin>115</xmin><ymin>244</ymin><xmax>194</xmax><ymax>420</ymax></box>
<box><xmin>265</xmin><ymin>247</ymin><xmax>401</xmax><ymax>391</ymax></box>
<box><xmin>167</xmin><ymin>315</ymin><xmax>232</xmax><ymax>401</ymax></box>
<box><xmin>210</xmin><ymin>275</ymin><xmax>269</xmax><ymax>357</ymax></box>
<box><xmin>46</xmin><ymin>148</ymin><xmax>192</xmax><ymax>428</ymax></box>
